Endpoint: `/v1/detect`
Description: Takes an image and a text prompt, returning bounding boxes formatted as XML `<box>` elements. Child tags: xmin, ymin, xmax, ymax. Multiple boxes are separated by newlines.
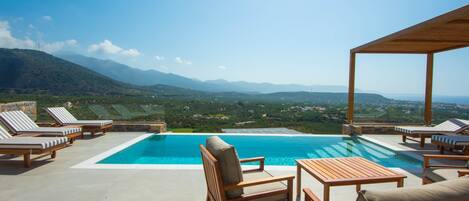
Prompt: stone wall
<box><xmin>0</xmin><ymin>101</ymin><xmax>37</xmax><ymax>120</ymax></box>
<box><xmin>109</xmin><ymin>122</ymin><xmax>167</xmax><ymax>133</ymax></box>
<box><xmin>342</xmin><ymin>123</ymin><xmax>420</xmax><ymax>135</ymax></box>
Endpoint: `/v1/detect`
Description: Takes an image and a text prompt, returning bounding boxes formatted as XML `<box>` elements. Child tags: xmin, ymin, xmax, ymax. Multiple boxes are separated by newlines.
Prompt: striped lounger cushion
<box><xmin>17</xmin><ymin>127</ymin><xmax>82</xmax><ymax>136</ymax></box>
<box><xmin>0</xmin><ymin>126</ymin><xmax>68</xmax><ymax>149</ymax></box>
<box><xmin>432</xmin><ymin>135</ymin><xmax>469</xmax><ymax>146</ymax></box>
<box><xmin>0</xmin><ymin>137</ymin><xmax>68</xmax><ymax>149</ymax></box>
<box><xmin>0</xmin><ymin>110</ymin><xmax>81</xmax><ymax>136</ymax></box>
<box><xmin>63</xmin><ymin>120</ymin><xmax>113</xmax><ymax>127</ymax></box>
<box><xmin>395</xmin><ymin>118</ymin><xmax>469</xmax><ymax>134</ymax></box>
<box><xmin>47</xmin><ymin>107</ymin><xmax>112</xmax><ymax>126</ymax></box>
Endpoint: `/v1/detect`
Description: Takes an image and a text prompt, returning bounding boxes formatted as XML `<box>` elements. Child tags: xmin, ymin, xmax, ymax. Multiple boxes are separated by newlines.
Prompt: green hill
<box><xmin>0</xmin><ymin>48</ymin><xmax>144</xmax><ymax>95</ymax></box>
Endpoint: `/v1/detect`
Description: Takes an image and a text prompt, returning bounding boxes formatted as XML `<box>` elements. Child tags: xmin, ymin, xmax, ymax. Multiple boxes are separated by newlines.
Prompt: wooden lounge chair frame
<box><xmin>0</xmin><ymin>144</ymin><xmax>66</xmax><ymax>167</ymax></box>
<box><xmin>200</xmin><ymin>145</ymin><xmax>294</xmax><ymax>201</ymax></box>
<box><xmin>431</xmin><ymin>137</ymin><xmax>469</xmax><ymax>155</ymax></box>
<box><xmin>57</xmin><ymin>124</ymin><xmax>111</xmax><ymax>138</ymax></box>
<box><xmin>0</xmin><ymin>111</ymin><xmax>83</xmax><ymax>143</ymax></box>
<box><xmin>422</xmin><ymin>154</ymin><xmax>469</xmax><ymax>184</ymax></box>
<box><xmin>396</xmin><ymin>119</ymin><xmax>469</xmax><ymax>148</ymax></box>
<box><xmin>46</xmin><ymin>108</ymin><xmax>112</xmax><ymax>137</ymax></box>
<box><xmin>401</xmin><ymin>133</ymin><xmax>434</xmax><ymax>148</ymax></box>
<box><xmin>16</xmin><ymin>131</ymin><xmax>83</xmax><ymax>144</ymax></box>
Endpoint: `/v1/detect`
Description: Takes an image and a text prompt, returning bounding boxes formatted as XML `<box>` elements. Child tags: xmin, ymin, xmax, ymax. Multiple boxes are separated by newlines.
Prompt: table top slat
<box><xmin>340</xmin><ymin>158</ymin><xmax>385</xmax><ymax>177</ymax></box>
<box><xmin>330</xmin><ymin>158</ymin><xmax>365</xmax><ymax>178</ymax></box>
<box><xmin>356</xmin><ymin>157</ymin><xmax>399</xmax><ymax>176</ymax></box>
<box><xmin>320</xmin><ymin>159</ymin><xmax>356</xmax><ymax>179</ymax></box>
<box><xmin>304</xmin><ymin>160</ymin><xmax>338</xmax><ymax>180</ymax></box>
<box><xmin>297</xmin><ymin>157</ymin><xmax>406</xmax><ymax>184</ymax></box>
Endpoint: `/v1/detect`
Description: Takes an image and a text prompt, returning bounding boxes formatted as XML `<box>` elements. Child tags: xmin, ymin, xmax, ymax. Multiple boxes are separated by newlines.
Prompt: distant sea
<box><xmin>384</xmin><ymin>94</ymin><xmax>469</xmax><ymax>105</ymax></box>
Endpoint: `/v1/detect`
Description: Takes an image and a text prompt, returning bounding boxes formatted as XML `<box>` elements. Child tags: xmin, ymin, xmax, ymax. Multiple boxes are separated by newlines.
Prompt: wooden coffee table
<box><xmin>296</xmin><ymin>157</ymin><xmax>406</xmax><ymax>201</ymax></box>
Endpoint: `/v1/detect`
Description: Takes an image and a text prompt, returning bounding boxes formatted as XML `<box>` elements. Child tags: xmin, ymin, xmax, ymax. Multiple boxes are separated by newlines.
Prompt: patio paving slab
<box><xmin>0</xmin><ymin>133</ymin><xmax>438</xmax><ymax>201</ymax></box>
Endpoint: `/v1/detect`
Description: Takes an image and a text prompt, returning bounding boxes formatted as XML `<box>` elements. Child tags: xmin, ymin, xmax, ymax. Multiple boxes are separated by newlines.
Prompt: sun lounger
<box><xmin>0</xmin><ymin>111</ymin><xmax>82</xmax><ymax>142</ymax></box>
<box><xmin>46</xmin><ymin>107</ymin><xmax>112</xmax><ymax>137</ymax></box>
<box><xmin>395</xmin><ymin>118</ymin><xmax>469</xmax><ymax>148</ymax></box>
<box><xmin>432</xmin><ymin>135</ymin><xmax>469</xmax><ymax>155</ymax></box>
<box><xmin>0</xmin><ymin>126</ymin><xmax>67</xmax><ymax>167</ymax></box>
<box><xmin>422</xmin><ymin>154</ymin><xmax>469</xmax><ymax>184</ymax></box>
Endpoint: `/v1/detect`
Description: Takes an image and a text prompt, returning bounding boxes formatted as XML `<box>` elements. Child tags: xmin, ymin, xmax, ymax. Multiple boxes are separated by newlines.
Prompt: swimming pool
<box><xmin>97</xmin><ymin>134</ymin><xmax>421</xmax><ymax>170</ymax></box>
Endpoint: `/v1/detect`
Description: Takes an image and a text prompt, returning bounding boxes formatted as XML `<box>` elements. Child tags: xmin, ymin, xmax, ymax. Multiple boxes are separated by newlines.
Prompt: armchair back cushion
<box><xmin>206</xmin><ymin>136</ymin><xmax>244</xmax><ymax>199</ymax></box>
<box><xmin>357</xmin><ymin>176</ymin><xmax>469</xmax><ymax>201</ymax></box>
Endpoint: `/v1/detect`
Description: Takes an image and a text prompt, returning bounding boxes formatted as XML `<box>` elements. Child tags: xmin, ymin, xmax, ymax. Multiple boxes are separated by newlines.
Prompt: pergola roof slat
<box><xmin>352</xmin><ymin>5</ymin><xmax>469</xmax><ymax>54</ymax></box>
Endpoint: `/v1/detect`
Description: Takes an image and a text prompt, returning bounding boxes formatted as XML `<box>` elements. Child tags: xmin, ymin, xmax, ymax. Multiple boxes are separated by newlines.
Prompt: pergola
<box><xmin>348</xmin><ymin>5</ymin><xmax>469</xmax><ymax>125</ymax></box>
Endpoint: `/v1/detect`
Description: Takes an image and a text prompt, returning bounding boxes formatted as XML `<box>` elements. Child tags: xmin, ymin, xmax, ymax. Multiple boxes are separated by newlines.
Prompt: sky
<box><xmin>0</xmin><ymin>0</ymin><xmax>468</xmax><ymax>96</ymax></box>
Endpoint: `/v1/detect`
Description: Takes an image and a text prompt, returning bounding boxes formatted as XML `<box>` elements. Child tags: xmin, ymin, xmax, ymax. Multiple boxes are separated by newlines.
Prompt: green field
<box><xmin>1</xmin><ymin>93</ymin><xmax>468</xmax><ymax>134</ymax></box>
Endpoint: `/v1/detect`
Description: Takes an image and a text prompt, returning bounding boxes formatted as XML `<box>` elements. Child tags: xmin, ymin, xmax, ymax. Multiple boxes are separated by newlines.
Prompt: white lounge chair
<box><xmin>0</xmin><ymin>111</ymin><xmax>82</xmax><ymax>143</ymax></box>
<box><xmin>0</xmin><ymin>125</ymin><xmax>67</xmax><ymax>167</ymax></box>
<box><xmin>45</xmin><ymin>107</ymin><xmax>112</xmax><ymax>137</ymax></box>
<box><xmin>395</xmin><ymin>118</ymin><xmax>469</xmax><ymax>148</ymax></box>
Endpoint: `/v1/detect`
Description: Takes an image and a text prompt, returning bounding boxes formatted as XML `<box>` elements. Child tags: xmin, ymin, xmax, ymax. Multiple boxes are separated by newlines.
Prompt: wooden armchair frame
<box><xmin>0</xmin><ymin>144</ymin><xmax>65</xmax><ymax>167</ymax></box>
<box><xmin>303</xmin><ymin>188</ymin><xmax>321</xmax><ymax>201</ymax></box>
<box><xmin>422</xmin><ymin>154</ymin><xmax>469</xmax><ymax>184</ymax></box>
<box><xmin>200</xmin><ymin>145</ymin><xmax>294</xmax><ymax>201</ymax></box>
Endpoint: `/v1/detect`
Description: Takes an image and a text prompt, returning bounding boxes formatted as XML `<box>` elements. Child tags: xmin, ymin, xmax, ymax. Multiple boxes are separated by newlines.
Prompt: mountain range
<box><xmin>0</xmin><ymin>48</ymin><xmax>390</xmax><ymax>105</ymax></box>
<box><xmin>58</xmin><ymin>54</ymin><xmax>355</xmax><ymax>93</ymax></box>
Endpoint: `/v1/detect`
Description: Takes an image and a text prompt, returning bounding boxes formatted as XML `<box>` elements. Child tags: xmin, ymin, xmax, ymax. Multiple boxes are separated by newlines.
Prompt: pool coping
<box><xmin>71</xmin><ymin>133</ymin><xmax>421</xmax><ymax>172</ymax></box>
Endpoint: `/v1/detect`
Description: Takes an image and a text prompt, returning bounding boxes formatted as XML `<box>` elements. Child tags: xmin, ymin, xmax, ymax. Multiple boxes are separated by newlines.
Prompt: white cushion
<box><xmin>0</xmin><ymin>111</ymin><xmax>38</xmax><ymax>133</ymax></box>
<box><xmin>18</xmin><ymin>127</ymin><xmax>82</xmax><ymax>136</ymax></box>
<box><xmin>0</xmin><ymin>136</ymin><xmax>67</xmax><ymax>149</ymax></box>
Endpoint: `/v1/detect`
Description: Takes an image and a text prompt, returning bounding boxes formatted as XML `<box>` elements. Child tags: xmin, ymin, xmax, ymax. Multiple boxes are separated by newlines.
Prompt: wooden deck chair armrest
<box><xmin>224</xmin><ymin>175</ymin><xmax>295</xmax><ymax>191</ymax></box>
<box><xmin>423</xmin><ymin>154</ymin><xmax>469</xmax><ymax>168</ymax></box>
<box><xmin>303</xmin><ymin>188</ymin><xmax>321</xmax><ymax>201</ymax></box>
<box><xmin>458</xmin><ymin>170</ymin><xmax>469</xmax><ymax>177</ymax></box>
<box><xmin>240</xmin><ymin>157</ymin><xmax>265</xmax><ymax>171</ymax></box>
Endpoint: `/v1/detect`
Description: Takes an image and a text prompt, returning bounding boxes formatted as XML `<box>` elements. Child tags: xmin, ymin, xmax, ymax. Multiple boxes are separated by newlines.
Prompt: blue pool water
<box><xmin>98</xmin><ymin>135</ymin><xmax>421</xmax><ymax>169</ymax></box>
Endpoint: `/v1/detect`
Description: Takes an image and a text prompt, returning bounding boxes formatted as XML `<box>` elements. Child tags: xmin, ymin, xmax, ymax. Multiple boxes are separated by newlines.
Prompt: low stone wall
<box><xmin>0</xmin><ymin>101</ymin><xmax>37</xmax><ymax>120</ymax></box>
<box><xmin>110</xmin><ymin>122</ymin><xmax>167</xmax><ymax>133</ymax></box>
<box><xmin>38</xmin><ymin>121</ymin><xmax>167</xmax><ymax>133</ymax></box>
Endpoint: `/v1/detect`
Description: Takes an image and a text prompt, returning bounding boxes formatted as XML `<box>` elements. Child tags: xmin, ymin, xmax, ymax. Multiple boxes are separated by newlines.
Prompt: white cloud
<box><xmin>88</xmin><ymin>40</ymin><xmax>121</xmax><ymax>54</ymax></box>
<box><xmin>88</xmin><ymin>39</ymin><xmax>141</xmax><ymax>57</ymax></box>
<box><xmin>121</xmin><ymin>48</ymin><xmax>141</xmax><ymax>57</ymax></box>
<box><xmin>174</xmin><ymin>57</ymin><xmax>192</xmax><ymax>65</ymax></box>
<box><xmin>0</xmin><ymin>21</ymin><xmax>35</xmax><ymax>49</ymax></box>
<box><xmin>0</xmin><ymin>20</ymin><xmax>77</xmax><ymax>53</ymax></box>
<box><xmin>42</xmin><ymin>39</ymin><xmax>78</xmax><ymax>53</ymax></box>
<box><xmin>154</xmin><ymin>55</ymin><xmax>165</xmax><ymax>61</ymax></box>
<box><xmin>217</xmin><ymin>65</ymin><xmax>227</xmax><ymax>70</ymax></box>
<box><xmin>42</xmin><ymin>16</ymin><xmax>53</xmax><ymax>21</ymax></box>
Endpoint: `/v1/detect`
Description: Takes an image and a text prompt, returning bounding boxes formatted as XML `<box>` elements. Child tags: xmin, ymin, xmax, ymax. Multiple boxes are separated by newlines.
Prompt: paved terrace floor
<box><xmin>0</xmin><ymin>133</ymin><xmax>449</xmax><ymax>201</ymax></box>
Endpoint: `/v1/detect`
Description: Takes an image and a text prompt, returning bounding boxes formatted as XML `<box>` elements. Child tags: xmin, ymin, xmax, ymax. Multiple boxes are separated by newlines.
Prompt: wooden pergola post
<box><xmin>347</xmin><ymin>52</ymin><xmax>356</xmax><ymax>124</ymax></box>
<box><xmin>424</xmin><ymin>53</ymin><xmax>434</xmax><ymax>125</ymax></box>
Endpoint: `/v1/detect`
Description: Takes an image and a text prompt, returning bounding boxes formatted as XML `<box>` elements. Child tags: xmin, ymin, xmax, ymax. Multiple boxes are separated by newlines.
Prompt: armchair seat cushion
<box><xmin>242</xmin><ymin>170</ymin><xmax>287</xmax><ymax>201</ymax></box>
<box><xmin>206</xmin><ymin>136</ymin><xmax>243</xmax><ymax>199</ymax></box>
<box><xmin>423</xmin><ymin>167</ymin><xmax>467</xmax><ymax>182</ymax></box>
<box><xmin>357</xmin><ymin>176</ymin><xmax>469</xmax><ymax>201</ymax></box>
